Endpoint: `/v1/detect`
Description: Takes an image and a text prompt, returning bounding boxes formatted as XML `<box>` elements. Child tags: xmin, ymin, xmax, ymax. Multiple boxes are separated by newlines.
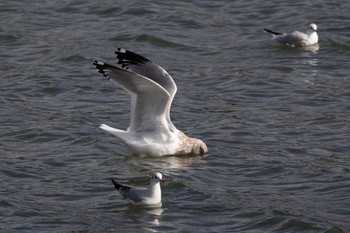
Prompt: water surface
<box><xmin>1</xmin><ymin>1</ymin><xmax>349</xmax><ymax>232</ymax></box>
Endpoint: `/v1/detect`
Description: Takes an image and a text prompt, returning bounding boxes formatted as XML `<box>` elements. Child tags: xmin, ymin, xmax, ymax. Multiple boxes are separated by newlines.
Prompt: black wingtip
<box><xmin>92</xmin><ymin>60</ymin><xmax>108</xmax><ymax>77</ymax></box>
<box><xmin>116</xmin><ymin>48</ymin><xmax>127</xmax><ymax>53</ymax></box>
<box><xmin>264</xmin><ymin>28</ymin><xmax>283</xmax><ymax>35</ymax></box>
<box><xmin>111</xmin><ymin>178</ymin><xmax>122</xmax><ymax>190</ymax></box>
<box><xmin>93</xmin><ymin>60</ymin><xmax>104</xmax><ymax>68</ymax></box>
<box><xmin>115</xmin><ymin>48</ymin><xmax>150</xmax><ymax>64</ymax></box>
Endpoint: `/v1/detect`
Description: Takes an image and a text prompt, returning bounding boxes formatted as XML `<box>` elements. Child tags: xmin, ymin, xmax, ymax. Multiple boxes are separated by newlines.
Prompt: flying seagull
<box><xmin>93</xmin><ymin>48</ymin><xmax>208</xmax><ymax>156</ymax></box>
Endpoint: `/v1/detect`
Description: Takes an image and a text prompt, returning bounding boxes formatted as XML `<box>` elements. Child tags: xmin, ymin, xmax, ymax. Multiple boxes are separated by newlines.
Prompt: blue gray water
<box><xmin>1</xmin><ymin>1</ymin><xmax>349</xmax><ymax>232</ymax></box>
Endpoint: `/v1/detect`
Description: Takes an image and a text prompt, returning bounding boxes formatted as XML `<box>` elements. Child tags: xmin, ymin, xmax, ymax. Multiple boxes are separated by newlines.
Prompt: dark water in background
<box><xmin>1</xmin><ymin>1</ymin><xmax>350</xmax><ymax>232</ymax></box>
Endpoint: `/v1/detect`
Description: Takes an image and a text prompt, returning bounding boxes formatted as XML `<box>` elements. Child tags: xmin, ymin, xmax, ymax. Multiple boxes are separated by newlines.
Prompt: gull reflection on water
<box><xmin>302</xmin><ymin>44</ymin><xmax>319</xmax><ymax>66</ymax></box>
<box><xmin>125</xmin><ymin>205</ymin><xmax>164</xmax><ymax>229</ymax></box>
<box><xmin>302</xmin><ymin>43</ymin><xmax>320</xmax><ymax>54</ymax></box>
<box><xmin>145</xmin><ymin>206</ymin><xmax>164</xmax><ymax>226</ymax></box>
<box><xmin>300</xmin><ymin>44</ymin><xmax>320</xmax><ymax>84</ymax></box>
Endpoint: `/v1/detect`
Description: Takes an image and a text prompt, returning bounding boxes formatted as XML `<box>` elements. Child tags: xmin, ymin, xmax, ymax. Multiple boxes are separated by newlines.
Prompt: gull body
<box><xmin>93</xmin><ymin>48</ymin><xmax>208</xmax><ymax>156</ymax></box>
<box><xmin>264</xmin><ymin>23</ymin><xmax>318</xmax><ymax>47</ymax></box>
<box><xmin>111</xmin><ymin>172</ymin><xmax>164</xmax><ymax>206</ymax></box>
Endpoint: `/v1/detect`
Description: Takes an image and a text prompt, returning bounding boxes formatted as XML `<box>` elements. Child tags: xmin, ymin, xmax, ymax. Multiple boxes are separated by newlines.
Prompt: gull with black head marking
<box><xmin>111</xmin><ymin>172</ymin><xmax>164</xmax><ymax>206</ymax></box>
<box><xmin>264</xmin><ymin>23</ymin><xmax>318</xmax><ymax>47</ymax></box>
<box><xmin>93</xmin><ymin>48</ymin><xmax>208</xmax><ymax>156</ymax></box>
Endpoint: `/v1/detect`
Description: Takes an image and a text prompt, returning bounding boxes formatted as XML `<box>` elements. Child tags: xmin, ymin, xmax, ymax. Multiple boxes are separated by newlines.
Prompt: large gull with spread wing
<box><xmin>93</xmin><ymin>48</ymin><xmax>208</xmax><ymax>156</ymax></box>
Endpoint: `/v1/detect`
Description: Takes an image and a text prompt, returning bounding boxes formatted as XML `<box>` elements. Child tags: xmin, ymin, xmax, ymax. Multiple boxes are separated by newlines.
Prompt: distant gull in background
<box><xmin>264</xmin><ymin>23</ymin><xmax>318</xmax><ymax>47</ymax></box>
<box><xmin>93</xmin><ymin>48</ymin><xmax>208</xmax><ymax>156</ymax></box>
<box><xmin>111</xmin><ymin>172</ymin><xmax>164</xmax><ymax>206</ymax></box>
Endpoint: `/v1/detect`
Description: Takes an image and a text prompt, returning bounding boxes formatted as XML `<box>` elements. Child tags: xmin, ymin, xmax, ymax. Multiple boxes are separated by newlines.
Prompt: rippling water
<box><xmin>1</xmin><ymin>1</ymin><xmax>350</xmax><ymax>232</ymax></box>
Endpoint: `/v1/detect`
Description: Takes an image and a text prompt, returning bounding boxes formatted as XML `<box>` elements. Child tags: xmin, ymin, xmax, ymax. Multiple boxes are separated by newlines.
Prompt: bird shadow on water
<box><xmin>123</xmin><ymin>153</ymin><xmax>208</xmax><ymax>174</ymax></box>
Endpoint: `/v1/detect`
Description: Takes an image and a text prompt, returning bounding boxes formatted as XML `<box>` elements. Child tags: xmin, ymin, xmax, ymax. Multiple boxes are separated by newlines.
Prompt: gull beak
<box><xmin>160</xmin><ymin>179</ymin><xmax>165</xmax><ymax>184</ymax></box>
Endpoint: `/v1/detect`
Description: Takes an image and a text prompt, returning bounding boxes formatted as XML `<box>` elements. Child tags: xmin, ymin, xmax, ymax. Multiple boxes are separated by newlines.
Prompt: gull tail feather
<box><xmin>264</xmin><ymin>28</ymin><xmax>283</xmax><ymax>35</ymax></box>
<box><xmin>100</xmin><ymin>124</ymin><xmax>125</xmax><ymax>136</ymax></box>
<box><xmin>111</xmin><ymin>178</ymin><xmax>122</xmax><ymax>190</ymax></box>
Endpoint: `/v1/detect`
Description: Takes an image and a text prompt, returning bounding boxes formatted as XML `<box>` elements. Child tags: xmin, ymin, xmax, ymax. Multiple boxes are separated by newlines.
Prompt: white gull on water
<box><xmin>111</xmin><ymin>172</ymin><xmax>164</xmax><ymax>206</ymax></box>
<box><xmin>264</xmin><ymin>23</ymin><xmax>318</xmax><ymax>47</ymax></box>
<box><xmin>93</xmin><ymin>48</ymin><xmax>208</xmax><ymax>156</ymax></box>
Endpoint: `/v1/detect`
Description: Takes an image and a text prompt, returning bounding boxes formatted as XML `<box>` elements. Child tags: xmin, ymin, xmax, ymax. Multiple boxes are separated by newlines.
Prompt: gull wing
<box><xmin>115</xmin><ymin>48</ymin><xmax>177</xmax><ymax>131</ymax></box>
<box><xmin>93</xmin><ymin>60</ymin><xmax>171</xmax><ymax>133</ymax></box>
<box><xmin>275</xmin><ymin>31</ymin><xmax>308</xmax><ymax>46</ymax></box>
<box><xmin>111</xmin><ymin>179</ymin><xmax>145</xmax><ymax>203</ymax></box>
<box><xmin>123</xmin><ymin>188</ymin><xmax>149</xmax><ymax>203</ymax></box>
<box><xmin>111</xmin><ymin>178</ymin><xmax>133</xmax><ymax>192</ymax></box>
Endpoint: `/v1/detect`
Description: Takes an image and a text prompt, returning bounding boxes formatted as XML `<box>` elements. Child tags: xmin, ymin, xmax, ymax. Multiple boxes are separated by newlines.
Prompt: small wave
<box><xmin>329</xmin><ymin>35</ymin><xmax>350</xmax><ymax>51</ymax></box>
<box><xmin>0</xmin><ymin>34</ymin><xmax>20</xmax><ymax>42</ymax></box>
<box><xmin>134</xmin><ymin>34</ymin><xmax>185</xmax><ymax>48</ymax></box>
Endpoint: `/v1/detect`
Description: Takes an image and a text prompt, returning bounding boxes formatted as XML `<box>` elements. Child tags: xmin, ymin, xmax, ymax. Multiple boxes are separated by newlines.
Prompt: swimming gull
<box><xmin>111</xmin><ymin>172</ymin><xmax>164</xmax><ymax>206</ymax></box>
<box><xmin>264</xmin><ymin>23</ymin><xmax>318</xmax><ymax>47</ymax></box>
<box><xmin>93</xmin><ymin>48</ymin><xmax>208</xmax><ymax>156</ymax></box>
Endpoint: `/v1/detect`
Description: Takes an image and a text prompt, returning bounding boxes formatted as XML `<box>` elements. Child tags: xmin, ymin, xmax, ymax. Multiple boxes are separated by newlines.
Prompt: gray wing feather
<box><xmin>115</xmin><ymin>48</ymin><xmax>177</xmax><ymax>131</ymax></box>
<box><xmin>122</xmin><ymin>188</ymin><xmax>147</xmax><ymax>203</ymax></box>
<box><xmin>275</xmin><ymin>31</ymin><xmax>307</xmax><ymax>46</ymax></box>
<box><xmin>115</xmin><ymin>48</ymin><xmax>177</xmax><ymax>97</ymax></box>
<box><xmin>111</xmin><ymin>178</ymin><xmax>145</xmax><ymax>203</ymax></box>
<box><xmin>93</xmin><ymin>60</ymin><xmax>170</xmax><ymax>132</ymax></box>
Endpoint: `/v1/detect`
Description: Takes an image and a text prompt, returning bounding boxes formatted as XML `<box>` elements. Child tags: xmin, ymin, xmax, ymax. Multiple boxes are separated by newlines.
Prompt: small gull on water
<box><xmin>93</xmin><ymin>48</ymin><xmax>208</xmax><ymax>156</ymax></box>
<box><xmin>111</xmin><ymin>172</ymin><xmax>164</xmax><ymax>206</ymax></box>
<box><xmin>264</xmin><ymin>23</ymin><xmax>318</xmax><ymax>47</ymax></box>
